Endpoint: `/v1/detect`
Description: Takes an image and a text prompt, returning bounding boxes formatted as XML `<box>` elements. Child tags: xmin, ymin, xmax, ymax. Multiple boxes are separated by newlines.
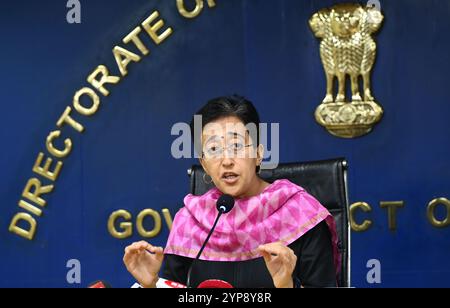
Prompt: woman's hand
<box><xmin>123</xmin><ymin>241</ymin><xmax>164</xmax><ymax>288</ymax></box>
<box><xmin>257</xmin><ymin>242</ymin><xmax>297</xmax><ymax>288</ymax></box>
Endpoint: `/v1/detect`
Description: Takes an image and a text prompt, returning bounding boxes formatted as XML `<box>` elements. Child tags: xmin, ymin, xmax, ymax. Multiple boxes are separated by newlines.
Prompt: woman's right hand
<box><xmin>123</xmin><ymin>241</ymin><xmax>164</xmax><ymax>288</ymax></box>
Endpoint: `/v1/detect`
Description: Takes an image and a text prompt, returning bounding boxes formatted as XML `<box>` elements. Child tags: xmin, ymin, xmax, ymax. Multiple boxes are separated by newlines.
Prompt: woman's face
<box><xmin>199</xmin><ymin>116</ymin><xmax>263</xmax><ymax>199</ymax></box>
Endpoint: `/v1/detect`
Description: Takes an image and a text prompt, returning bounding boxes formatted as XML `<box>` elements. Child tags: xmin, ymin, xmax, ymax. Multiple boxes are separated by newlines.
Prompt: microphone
<box><xmin>216</xmin><ymin>194</ymin><xmax>234</xmax><ymax>214</ymax></box>
<box><xmin>197</xmin><ymin>279</ymin><xmax>233</xmax><ymax>288</ymax></box>
<box><xmin>185</xmin><ymin>194</ymin><xmax>235</xmax><ymax>288</ymax></box>
<box><xmin>88</xmin><ymin>280</ymin><xmax>111</xmax><ymax>288</ymax></box>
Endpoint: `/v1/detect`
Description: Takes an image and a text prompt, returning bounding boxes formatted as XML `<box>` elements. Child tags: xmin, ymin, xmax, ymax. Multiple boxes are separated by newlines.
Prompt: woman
<box><xmin>123</xmin><ymin>95</ymin><xmax>339</xmax><ymax>288</ymax></box>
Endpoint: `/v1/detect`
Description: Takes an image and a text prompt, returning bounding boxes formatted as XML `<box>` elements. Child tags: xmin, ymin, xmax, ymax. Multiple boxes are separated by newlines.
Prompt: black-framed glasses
<box><xmin>202</xmin><ymin>142</ymin><xmax>254</xmax><ymax>159</ymax></box>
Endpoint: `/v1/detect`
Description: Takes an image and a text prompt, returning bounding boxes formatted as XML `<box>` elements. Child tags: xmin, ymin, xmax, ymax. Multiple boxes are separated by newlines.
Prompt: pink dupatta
<box><xmin>165</xmin><ymin>179</ymin><xmax>340</xmax><ymax>272</ymax></box>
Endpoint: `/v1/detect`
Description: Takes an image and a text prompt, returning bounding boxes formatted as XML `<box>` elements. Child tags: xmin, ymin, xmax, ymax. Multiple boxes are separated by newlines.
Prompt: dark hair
<box><xmin>190</xmin><ymin>95</ymin><xmax>261</xmax><ymax>165</ymax></box>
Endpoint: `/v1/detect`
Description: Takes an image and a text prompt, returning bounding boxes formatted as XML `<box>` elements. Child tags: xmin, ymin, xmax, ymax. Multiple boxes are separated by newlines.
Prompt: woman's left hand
<box><xmin>257</xmin><ymin>242</ymin><xmax>297</xmax><ymax>288</ymax></box>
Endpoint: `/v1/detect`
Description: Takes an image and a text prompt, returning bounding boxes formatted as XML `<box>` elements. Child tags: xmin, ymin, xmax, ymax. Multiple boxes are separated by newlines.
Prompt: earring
<box><xmin>203</xmin><ymin>173</ymin><xmax>213</xmax><ymax>184</ymax></box>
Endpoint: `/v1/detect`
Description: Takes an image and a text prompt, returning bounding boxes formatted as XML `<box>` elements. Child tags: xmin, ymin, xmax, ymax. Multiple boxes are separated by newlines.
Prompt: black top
<box><xmin>162</xmin><ymin>221</ymin><xmax>337</xmax><ymax>288</ymax></box>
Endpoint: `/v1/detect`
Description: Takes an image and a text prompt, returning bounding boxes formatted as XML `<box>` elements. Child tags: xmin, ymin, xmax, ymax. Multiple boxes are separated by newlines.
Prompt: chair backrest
<box><xmin>187</xmin><ymin>157</ymin><xmax>350</xmax><ymax>287</ymax></box>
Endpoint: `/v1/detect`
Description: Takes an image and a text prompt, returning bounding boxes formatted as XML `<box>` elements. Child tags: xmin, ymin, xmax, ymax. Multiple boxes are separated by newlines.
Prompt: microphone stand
<box><xmin>186</xmin><ymin>210</ymin><xmax>224</xmax><ymax>288</ymax></box>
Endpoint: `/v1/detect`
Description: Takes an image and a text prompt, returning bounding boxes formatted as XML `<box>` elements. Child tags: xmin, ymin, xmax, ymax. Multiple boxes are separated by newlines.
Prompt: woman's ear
<box><xmin>199</xmin><ymin>158</ymin><xmax>209</xmax><ymax>175</ymax></box>
<box><xmin>256</xmin><ymin>144</ymin><xmax>264</xmax><ymax>166</ymax></box>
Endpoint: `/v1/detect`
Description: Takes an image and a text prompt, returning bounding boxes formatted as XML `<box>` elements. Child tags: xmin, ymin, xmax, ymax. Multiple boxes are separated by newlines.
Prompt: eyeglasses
<box><xmin>202</xmin><ymin>142</ymin><xmax>254</xmax><ymax>159</ymax></box>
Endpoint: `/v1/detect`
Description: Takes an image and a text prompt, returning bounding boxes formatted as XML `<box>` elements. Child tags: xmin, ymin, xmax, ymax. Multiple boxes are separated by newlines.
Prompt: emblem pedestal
<box><xmin>315</xmin><ymin>101</ymin><xmax>383</xmax><ymax>138</ymax></box>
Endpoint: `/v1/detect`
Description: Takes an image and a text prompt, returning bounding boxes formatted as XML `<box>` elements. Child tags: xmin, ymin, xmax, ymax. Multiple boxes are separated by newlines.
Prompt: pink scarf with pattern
<box><xmin>165</xmin><ymin>179</ymin><xmax>340</xmax><ymax>271</ymax></box>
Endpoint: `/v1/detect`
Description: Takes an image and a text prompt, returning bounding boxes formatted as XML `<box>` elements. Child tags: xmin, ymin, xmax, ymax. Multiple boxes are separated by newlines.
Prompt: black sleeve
<box><xmin>292</xmin><ymin>220</ymin><xmax>337</xmax><ymax>288</ymax></box>
<box><xmin>160</xmin><ymin>254</ymin><xmax>193</xmax><ymax>285</ymax></box>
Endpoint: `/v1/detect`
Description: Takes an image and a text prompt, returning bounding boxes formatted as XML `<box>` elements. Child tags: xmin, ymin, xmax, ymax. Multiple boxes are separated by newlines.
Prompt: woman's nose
<box><xmin>221</xmin><ymin>156</ymin><xmax>235</xmax><ymax>167</ymax></box>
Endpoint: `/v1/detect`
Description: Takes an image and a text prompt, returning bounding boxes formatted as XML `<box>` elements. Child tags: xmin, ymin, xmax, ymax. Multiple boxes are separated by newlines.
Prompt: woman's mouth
<box><xmin>221</xmin><ymin>172</ymin><xmax>239</xmax><ymax>184</ymax></box>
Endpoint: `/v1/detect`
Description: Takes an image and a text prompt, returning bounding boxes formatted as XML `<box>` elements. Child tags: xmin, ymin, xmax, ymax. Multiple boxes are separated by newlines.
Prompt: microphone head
<box><xmin>197</xmin><ymin>279</ymin><xmax>234</xmax><ymax>288</ymax></box>
<box><xmin>88</xmin><ymin>280</ymin><xmax>111</xmax><ymax>288</ymax></box>
<box><xmin>216</xmin><ymin>194</ymin><xmax>235</xmax><ymax>213</ymax></box>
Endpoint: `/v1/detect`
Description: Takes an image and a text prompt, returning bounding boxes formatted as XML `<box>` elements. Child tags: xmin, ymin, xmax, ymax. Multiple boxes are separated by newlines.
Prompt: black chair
<box><xmin>187</xmin><ymin>157</ymin><xmax>350</xmax><ymax>287</ymax></box>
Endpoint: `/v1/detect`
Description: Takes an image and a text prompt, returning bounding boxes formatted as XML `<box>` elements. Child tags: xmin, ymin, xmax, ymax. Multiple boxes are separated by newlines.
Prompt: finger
<box><xmin>275</xmin><ymin>244</ymin><xmax>295</xmax><ymax>260</ymax></box>
<box><xmin>257</xmin><ymin>246</ymin><xmax>273</xmax><ymax>259</ymax></box>
<box><xmin>123</xmin><ymin>247</ymin><xmax>135</xmax><ymax>265</ymax></box>
<box><xmin>279</xmin><ymin>247</ymin><xmax>294</xmax><ymax>262</ymax></box>
<box><xmin>155</xmin><ymin>246</ymin><xmax>164</xmax><ymax>255</ymax></box>
<box><xmin>155</xmin><ymin>247</ymin><xmax>165</xmax><ymax>261</ymax></box>
<box><xmin>261</xmin><ymin>251</ymin><xmax>283</xmax><ymax>266</ymax></box>
<box><xmin>262</xmin><ymin>245</ymin><xmax>295</xmax><ymax>268</ymax></box>
<box><xmin>146</xmin><ymin>245</ymin><xmax>163</xmax><ymax>254</ymax></box>
<box><xmin>142</xmin><ymin>244</ymin><xmax>159</xmax><ymax>255</ymax></box>
<box><xmin>126</xmin><ymin>243</ymin><xmax>141</xmax><ymax>254</ymax></box>
<box><xmin>289</xmin><ymin>251</ymin><xmax>297</xmax><ymax>264</ymax></box>
<box><xmin>128</xmin><ymin>242</ymin><xmax>152</xmax><ymax>256</ymax></box>
<box><xmin>148</xmin><ymin>248</ymin><xmax>164</xmax><ymax>262</ymax></box>
<box><xmin>259</xmin><ymin>249</ymin><xmax>270</xmax><ymax>259</ymax></box>
<box><xmin>124</xmin><ymin>245</ymin><xmax>130</xmax><ymax>254</ymax></box>
<box><xmin>130</xmin><ymin>241</ymin><xmax>146</xmax><ymax>249</ymax></box>
<box><xmin>282</xmin><ymin>253</ymin><xmax>293</xmax><ymax>267</ymax></box>
<box><xmin>290</xmin><ymin>254</ymin><xmax>297</xmax><ymax>266</ymax></box>
<box><xmin>137</xmin><ymin>241</ymin><xmax>151</xmax><ymax>250</ymax></box>
<box><xmin>257</xmin><ymin>245</ymin><xmax>266</xmax><ymax>252</ymax></box>
<box><xmin>124</xmin><ymin>242</ymin><xmax>143</xmax><ymax>255</ymax></box>
<box><xmin>258</xmin><ymin>244</ymin><xmax>276</xmax><ymax>253</ymax></box>
<box><xmin>258</xmin><ymin>244</ymin><xmax>286</xmax><ymax>256</ymax></box>
<box><xmin>129</xmin><ymin>242</ymin><xmax>143</xmax><ymax>251</ymax></box>
<box><xmin>257</xmin><ymin>248</ymin><xmax>272</xmax><ymax>262</ymax></box>
<box><xmin>285</xmin><ymin>254</ymin><xmax>297</xmax><ymax>272</ymax></box>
